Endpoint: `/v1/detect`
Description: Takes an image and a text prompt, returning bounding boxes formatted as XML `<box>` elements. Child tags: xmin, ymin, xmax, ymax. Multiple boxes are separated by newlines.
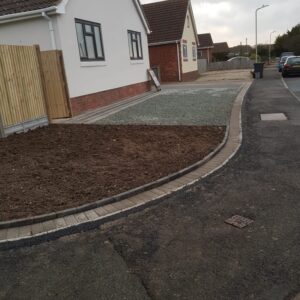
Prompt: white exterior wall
<box><xmin>181</xmin><ymin>7</ymin><xmax>198</xmax><ymax>74</ymax></box>
<box><xmin>0</xmin><ymin>0</ymin><xmax>150</xmax><ymax>98</ymax></box>
<box><xmin>0</xmin><ymin>17</ymin><xmax>58</xmax><ymax>50</ymax></box>
<box><xmin>56</xmin><ymin>0</ymin><xmax>150</xmax><ymax>98</ymax></box>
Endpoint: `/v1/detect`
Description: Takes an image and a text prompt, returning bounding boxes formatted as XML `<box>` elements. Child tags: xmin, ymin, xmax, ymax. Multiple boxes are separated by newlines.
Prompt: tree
<box><xmin>274</xmin><ymin>24</ymin><xmax>300</xmax><ymax>56</ymax></box>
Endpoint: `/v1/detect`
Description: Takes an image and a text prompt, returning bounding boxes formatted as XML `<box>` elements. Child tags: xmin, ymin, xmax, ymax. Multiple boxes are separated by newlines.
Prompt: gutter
<box><xmin>0</xmin><ymin>7</ymin><xmax>57</xmax><ymax>24</ymax></box>
<box><xmin>42</xmin><ymin>12</ymin><xmax>57</xmax><ymax>50</ymax></box>
<box><xmin>149</xmin><ymin>40</ymin><xmax>180</xmax><ymax>47</ymax></box>
<box><xmin>198</xmin><ymin>46</ymin><xmax>214</xmax><ymax>50</ymax></box>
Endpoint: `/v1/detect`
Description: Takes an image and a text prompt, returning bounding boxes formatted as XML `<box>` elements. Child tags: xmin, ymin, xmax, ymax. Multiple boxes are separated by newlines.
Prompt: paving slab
<box><xmin>261</xmin><ymin>113</ymin><xmax>288</xmax><ymax>121</ymax></box>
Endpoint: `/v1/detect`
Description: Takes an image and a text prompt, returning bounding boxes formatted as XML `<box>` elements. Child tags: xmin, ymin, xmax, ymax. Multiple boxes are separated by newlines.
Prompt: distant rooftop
<box><xmin>142</xmin><ymin>0</ymin><xmax>189</xmax><ymax>44</ymax></box>
<box><xmin>213</xmin><ymin>42</ymin><xmax>229</xmax><ymax>53</ymax></box>
<box><xmin>198</xmin><ymin>33</ymin><xmax>214</xmax><ymax>48</ymax></box>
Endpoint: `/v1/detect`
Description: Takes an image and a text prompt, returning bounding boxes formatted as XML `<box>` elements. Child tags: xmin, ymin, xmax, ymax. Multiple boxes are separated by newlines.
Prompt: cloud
<box><xmin>140</xmin><ymin>0</ymin><xmax>300</xmax><ymax>47</ymax></box>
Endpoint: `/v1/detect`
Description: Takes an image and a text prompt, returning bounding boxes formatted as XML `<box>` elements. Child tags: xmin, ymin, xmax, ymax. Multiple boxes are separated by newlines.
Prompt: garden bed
<box><xmin>0</xmin><ymin>124</ymin><xmax>225</xmax><ymax>221</ymax></box>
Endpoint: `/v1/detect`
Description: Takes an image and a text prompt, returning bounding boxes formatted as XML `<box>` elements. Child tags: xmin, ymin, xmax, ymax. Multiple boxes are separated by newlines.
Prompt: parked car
<box><xmin>278</xmin><ymin>56</ymin><xmax>290</xmax><ymax>72</ymax></box>
<box><xmin>282</xmin><ymin>56</ymin><xmax>300</xmax><ymax>77</ymax></box>
<box><xmin>280</xmin><ymin>52</ymin><xmax>295</xmax><ymax>58</ymax></box>
<box><xmin>227</xmin><ymin>56</ymin><xmax>250</xmax><ymax>62</ymax></box>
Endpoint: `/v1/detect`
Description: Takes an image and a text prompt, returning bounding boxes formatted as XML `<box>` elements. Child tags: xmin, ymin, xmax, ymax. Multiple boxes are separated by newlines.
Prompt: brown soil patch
<box><xmin>0</xmin><ymin>125</ymin><xmax>225</xmax><ymax>221</ymax></box>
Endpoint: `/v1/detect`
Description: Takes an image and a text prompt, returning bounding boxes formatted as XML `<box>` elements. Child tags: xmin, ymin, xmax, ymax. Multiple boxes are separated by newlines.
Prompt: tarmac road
<box><xmin>282</xmin><ymin>75</ymin><xmax>300</xmax><ymax>100</ymax></box>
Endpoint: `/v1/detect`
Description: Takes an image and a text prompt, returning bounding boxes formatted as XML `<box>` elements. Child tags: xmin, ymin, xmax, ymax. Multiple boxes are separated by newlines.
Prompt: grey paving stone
<box><xmin>55</xmin><ymin>218</ymin><xmax>67</xmax><ymax>229</ymax></box>
<box><xmin>94</xmin><ymin>207</ymin><xmax>108</xmax><ymax>217</ymax></box>
<box><xmin>102</xmin><ymin>204</ymin><xmax>118</xmax><ymax>214</ymax></box>
<box><xmin>64</xmin><ymin>215</ymin><xmax>78</xmax><ymax>227</ymax></box>
<box><xmin>19</xmin><ymin>225</ymin><xmax>32</xmax><ymax>237</ymax></box>
<box><xmin>112</xmin><ymin>200</ymin><xmax>133</xmax><ymax>211</ymax></box>
<box><xmin>127</xmin><ymin>195</ymin><xmax>147</xmax><ymax>205</ymax></box>
<box><xmin>84</xmin><ymin>210</ymin><xmax>99</xmax><ymax>221</ymax></box>
<box><xmin>150</xmin><ymin>188</ymin><xmax>166</xmax><ymax>197</ymax></box>
<box><xmin>260</xmin><ymin>113</ymin><xmax>287</xmax><ymax>121</ymax></box>
<box><xmin>31</xmin><ymin>223</ymin><xmax>44</xmax><ymax>236</ymax></box>
<box><xmin>42</xmin><ymin>220</ymin><xmax>57</xmax><ymax>233</ymax></box>
<box><xmin>0</xmin><ymin>229</ymin><xmax>7</xmax><ymax>241</ymax></box>
<box><xmin>74</xmin><ymin>213</ymin><xmax>89</xmax><ymax>223</ymax></box>
<box><xmin>6</xmin><ymin>228</ymin><xmax>19</xmax><ymax>240</ymax></box>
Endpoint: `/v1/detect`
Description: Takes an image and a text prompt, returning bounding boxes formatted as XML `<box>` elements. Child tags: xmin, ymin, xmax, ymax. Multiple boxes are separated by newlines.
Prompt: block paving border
<box><xmin>0</xmin><ymin>82</ymin><xmax>252</xmax><ymax>250</ymax></box>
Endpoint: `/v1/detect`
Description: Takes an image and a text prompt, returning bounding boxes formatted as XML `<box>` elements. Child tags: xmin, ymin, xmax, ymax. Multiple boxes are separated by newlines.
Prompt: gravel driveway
<box><xmin>95</xmin><ymin>84</ymin><xmax>242</xmax><ymax>126</ymax></box>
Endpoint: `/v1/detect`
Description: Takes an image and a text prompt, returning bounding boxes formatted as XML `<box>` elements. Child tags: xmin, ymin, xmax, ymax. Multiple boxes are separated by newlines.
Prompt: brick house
<box><xmin>197</xmin><ymin>33</ymin><xmax>214</xmax><ymax>63</ymax></box>
<box><xmin>212</xmin><ymin>42</ymin><xmax>230</xmax><ymax>62</ymax></box>
<box><xmin>0</xmin><ymin>0</ymin><xmax>151</xmax><ymax>116</ymax></box>
<box><xmin>142</xmin><ymin>0</ymin><xmax>199</xmax><ymax>82</ymax></box>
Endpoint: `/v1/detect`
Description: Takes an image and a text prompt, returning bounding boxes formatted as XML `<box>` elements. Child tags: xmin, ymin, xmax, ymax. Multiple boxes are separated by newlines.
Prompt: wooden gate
<box><xmin>0</xmin><ymin>45</ymin><xmax>48</xmax><ymax>136</ymax></box>
<box><xmin>40</xmin><ymin>50</ymin><xmax>72</xmax><ymax>119</ymax></box>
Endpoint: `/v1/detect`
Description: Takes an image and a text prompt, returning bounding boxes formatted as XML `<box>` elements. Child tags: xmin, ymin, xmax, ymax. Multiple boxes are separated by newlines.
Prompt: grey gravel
<box><xmin>96</xmin><ymin>86</ymin><xmax>241</xmax><ymax>126</ymax></box>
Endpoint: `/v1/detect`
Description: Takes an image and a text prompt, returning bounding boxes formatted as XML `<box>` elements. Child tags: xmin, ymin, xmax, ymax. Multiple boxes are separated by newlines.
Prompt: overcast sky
<box><xmin>140</xmin><ymin>0</ymin><xmax>300</xmax><ymax>47</ymax></box>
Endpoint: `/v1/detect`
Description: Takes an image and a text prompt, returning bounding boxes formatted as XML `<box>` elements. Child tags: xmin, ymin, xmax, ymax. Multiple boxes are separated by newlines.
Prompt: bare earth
<box><xmin>0</xmin><ymin>124</ymin><xmax>225</xmax><ymax>221</ymax></box>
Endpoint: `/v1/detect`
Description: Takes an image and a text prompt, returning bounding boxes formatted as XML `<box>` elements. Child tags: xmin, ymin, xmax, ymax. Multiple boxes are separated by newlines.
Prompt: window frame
<box><xmin>128</xmin><ymin>30</ymin><xmax>143</xmax><ymax>60</ymax></box>
<box><xmin>192</xmin><ymin>45</ymin><xmax>197</xmax><ymax>61</ymax></box>
<box><xmin>182</xmin><ymin>42</ymin><xmax>188</xmax><ymax>61</ymax></box>
<box><xmin>75</xmin><ymin>18</ymin><xmax>105</xmax><ymax>62</ymax></box>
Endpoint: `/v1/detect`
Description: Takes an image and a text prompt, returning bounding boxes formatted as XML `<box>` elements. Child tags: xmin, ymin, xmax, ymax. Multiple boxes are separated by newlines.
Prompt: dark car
<box><xmin>282</xmin><ymin>56</ymin><xmax>300</xmax><ymax>77</ymax></box>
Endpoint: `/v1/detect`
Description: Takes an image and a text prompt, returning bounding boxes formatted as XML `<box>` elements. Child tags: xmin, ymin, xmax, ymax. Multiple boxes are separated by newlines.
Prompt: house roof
<box><xmin>198</xmin><ymin>33</ymin><xmax>214</xmax><ymax>48</ymax></box>
<box><xmin>0</xmin><ymin>0</ymin><xmax>60</xmax><ymax>16</ymax></box>
<box><xmin>213</xmin><ymin>42</ymin><xmax>229</xmax><ymax>53</ymax></box>
<box><xmin>142</xmin><ymin>0</ymin><xmax>190</xmax><ymax>45</ymax></box>
<box><xmin>0</xmin><ymin>0</ymin><xmax>151</xmax><ymax>33</ymax></box>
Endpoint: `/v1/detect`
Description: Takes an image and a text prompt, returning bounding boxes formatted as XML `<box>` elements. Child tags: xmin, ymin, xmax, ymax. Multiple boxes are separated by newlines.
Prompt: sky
<box><xmin>140</xmin><ymin>0</ymin><xmax>300</xmax><ymax>47</ymax></box>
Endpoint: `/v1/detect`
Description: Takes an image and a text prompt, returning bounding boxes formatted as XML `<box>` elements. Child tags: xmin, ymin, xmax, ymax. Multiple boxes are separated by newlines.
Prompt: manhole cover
<box><xmin>260</xmin><ymin>113</ymin><xmax>287</xmax><ymax>121</ymax></box>
<box><xmin>225</xmin><ymin>215</ymin><xmax>254</xmax><ymax>228</ymax></box>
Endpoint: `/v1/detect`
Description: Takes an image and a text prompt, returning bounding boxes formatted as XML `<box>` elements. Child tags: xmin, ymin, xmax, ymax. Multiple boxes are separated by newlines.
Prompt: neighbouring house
<box><xmin>0</xmin><ymin>0</ymin><xmax>151</xmax><ymax>116</ymax></box>
<box><xmin>212</xmin><ymin>42</ymin><xmax>230</xmax><ymax>62</ymax></box>
<box><xmin>197</xmin><ymin>33</ymin><xmax>214</xmax><ymax>63</ymax></box>
<box><xmin>142</xmin><ymin>0</ymin><xmax>199</xmax><ymax>82</ymax></box>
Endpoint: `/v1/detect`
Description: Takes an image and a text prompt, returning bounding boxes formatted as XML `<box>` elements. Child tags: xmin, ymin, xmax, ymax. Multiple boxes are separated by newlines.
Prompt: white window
<box><xmin>192</xmin><ymin>45</ymin><xmax>197</xmax><ymax>60</ymax></box>
<box><xmin>182</xmin><ymin>43</ymin><xmax>188</xmax><ymax>60</ymax></box>
<box><xmin>75</xmin><ymin>19</ymin><xmax>105</xmax><ymax>61</ymax></box>
<box><xmin>128</xmin><ymin>30</ymin><xmax>143</xmax><ymax>60</ymax></box>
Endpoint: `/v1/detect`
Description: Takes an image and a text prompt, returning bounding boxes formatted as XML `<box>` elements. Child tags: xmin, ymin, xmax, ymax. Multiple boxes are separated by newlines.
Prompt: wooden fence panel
<box><xmin>0</xmin><ymin>45</ymin><xmax>48</xmax><ymax>134</ymax></box>
<box><xmin>40</xmin><ymin>50</ymin><xmax>71</xmax><ymax>119</ymax></box>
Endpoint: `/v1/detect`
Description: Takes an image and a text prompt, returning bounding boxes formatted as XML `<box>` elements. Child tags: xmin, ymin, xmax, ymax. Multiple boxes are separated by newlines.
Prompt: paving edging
<box><xmin>0</xmin><ymin>81</ymin><xmax>252</xmax><ymax>250</ymax></box>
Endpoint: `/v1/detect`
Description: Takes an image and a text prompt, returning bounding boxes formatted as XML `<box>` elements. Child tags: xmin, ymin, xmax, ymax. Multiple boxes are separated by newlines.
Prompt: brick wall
<box><xmin>181</xmin><ymin>70</ymin><xmax>199</xmax><ymax>81</ymax></box>
<box><xmin>70</xmin><ymin>81</ymin><xmax>151</xmax><ymax>116</ymax></box>
<box><xmin>149</xmin><ymin>44</ymin><xmax>180</xmax><ymax>82</ymax></box>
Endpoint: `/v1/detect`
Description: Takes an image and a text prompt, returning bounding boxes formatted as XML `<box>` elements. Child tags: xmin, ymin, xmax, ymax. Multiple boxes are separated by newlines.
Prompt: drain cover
<box><xmin>225</xmin><ymin>215</ymin><xmax>254</xmax><ymax>228</ymax></box>
<box><xmin>260</xmin><ymin>113</ymin><xmax>287</xmax><ymax>121</ymax></box>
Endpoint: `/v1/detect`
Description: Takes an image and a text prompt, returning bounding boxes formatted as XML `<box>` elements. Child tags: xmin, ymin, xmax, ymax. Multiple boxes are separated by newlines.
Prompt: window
<box><xmin>192</xmin><ymin>45</ymin><xmax>197</xmax><ymax>60</ymax></box>
<box><xmin>128</xmin><ymin>30</ymin><xmax>143</xmax><ymax>60</ymax></box>
<box><xmin>75</xmin><ymin>19</ymin><xmax>105</xmax><ymax>61</ymax></box>
<box><xmin>182</xmin><ymin>43</ymin><xmax>188</xmax><ymax>61</ymax></box>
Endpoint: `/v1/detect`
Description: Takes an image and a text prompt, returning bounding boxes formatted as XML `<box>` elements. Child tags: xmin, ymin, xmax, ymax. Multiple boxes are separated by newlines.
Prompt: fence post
<box><xmin>0</xmin><ymin>114</ymin><xmax>6</xmax><ymax>138</ymax></box>
<box><xmin>34</xmin><ymin>44</ymin><xmax>51</xmax><ymax>123</ymax></box>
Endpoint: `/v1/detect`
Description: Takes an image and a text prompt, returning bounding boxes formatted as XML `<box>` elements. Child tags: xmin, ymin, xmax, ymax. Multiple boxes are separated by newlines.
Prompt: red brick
<box><xmin>149</xmin><ymin>43</ymin><xmax>181</xmax><ymax>82</ymax></box>
<box><xmin>70</xmin><ymin>81</ymin><xmax>151</xmax><ymax>116</ymax></box>
<box><xmin>181</xmin><ymin>70</ymin><xmax>199</xmax><ymax>82</ymax></box>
